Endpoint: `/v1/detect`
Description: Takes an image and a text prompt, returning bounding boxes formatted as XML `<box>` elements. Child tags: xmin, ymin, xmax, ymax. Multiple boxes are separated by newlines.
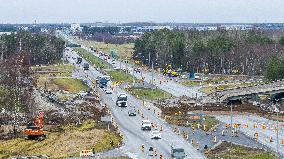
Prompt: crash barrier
<box><xmin>80</xmin><ymin>150</ymin><xmax>94</xmax><ymax>157</ymax></box>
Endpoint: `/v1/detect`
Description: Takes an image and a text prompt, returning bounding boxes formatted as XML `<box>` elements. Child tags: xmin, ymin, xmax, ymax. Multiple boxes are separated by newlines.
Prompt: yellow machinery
<box><xmin>162</xmin><ymin>64</ymin><xmax>180</xmax><ymax>77</ymax></box>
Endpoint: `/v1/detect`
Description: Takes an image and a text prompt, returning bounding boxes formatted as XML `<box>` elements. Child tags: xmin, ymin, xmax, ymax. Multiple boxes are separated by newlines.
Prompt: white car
<box><xmin>104</xmin><ymin>88</ymin><xmax>112</xmax><ymax>94</ymax></box>
<box><xmin>151</xmin><ymin>131</ymin><xmax>161</xmax><ymax>139</ymax></box>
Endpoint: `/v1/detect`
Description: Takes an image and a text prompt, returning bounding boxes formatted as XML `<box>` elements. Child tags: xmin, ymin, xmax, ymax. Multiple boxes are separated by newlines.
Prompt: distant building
<box><xmin>70</xmin><ymin>23</ymin><xmax>82</xmax><ymax>32</ymax></box>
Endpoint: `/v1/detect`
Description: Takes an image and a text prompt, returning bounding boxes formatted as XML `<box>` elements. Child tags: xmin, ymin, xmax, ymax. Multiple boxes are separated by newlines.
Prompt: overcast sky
<box><xmin>0</xmin><ymin>0</ymin><xmax>283</xmax><ymax>24</ymax></box>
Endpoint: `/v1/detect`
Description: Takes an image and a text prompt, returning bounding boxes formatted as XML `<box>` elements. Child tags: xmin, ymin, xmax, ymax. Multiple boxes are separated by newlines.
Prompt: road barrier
<box><xmin>213</xmin><ymin>136</ymin><xmax>217</xmax><ymax>143</ymax></box>
<box><xmin>225</xmin><ymin>124</ymin><xmax>230</xmax><ymax>129</ymax></box>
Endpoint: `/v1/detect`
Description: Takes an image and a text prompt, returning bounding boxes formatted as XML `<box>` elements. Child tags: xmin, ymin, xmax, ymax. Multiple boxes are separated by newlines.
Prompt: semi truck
<box><xmin>116</xmin><ymin>93</ymin><xmax>127</xmax><ymax>107</ymax></box>
<box><xmin>83</xmin><ymin>63</ymin><xmax>89</xmax><ymax>70</ymax></box>
<box><xmin>171</xmin><ymin>145</ymin><xmax>186</xmax><ymax>159</ymax></box>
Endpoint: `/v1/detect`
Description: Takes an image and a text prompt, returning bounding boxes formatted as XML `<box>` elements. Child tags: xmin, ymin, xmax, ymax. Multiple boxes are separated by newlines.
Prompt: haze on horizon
<box><xmin>0</xmin><ymin>0</ymin><xmax>283</xmax><ymax>24</ymax></box>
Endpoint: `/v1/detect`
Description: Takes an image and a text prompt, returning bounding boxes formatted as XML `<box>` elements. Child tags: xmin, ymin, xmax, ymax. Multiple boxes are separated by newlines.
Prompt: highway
<box><xmin>63</xmin><ymin>34</ymin><xmax>202</xmax><ymax>98</ymax></box>
<box><xmin>64</xmin><ymin>48</ymin><xmax>205</xmax><ymax>159</ymax></box>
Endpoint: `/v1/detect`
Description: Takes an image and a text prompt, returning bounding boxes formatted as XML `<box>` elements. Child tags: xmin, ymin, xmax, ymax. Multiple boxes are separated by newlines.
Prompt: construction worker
<box><xmin>269</xmin><ymin>136</ymin><xmax>273</xmax><ymax>142</ymax></box>
<box><xmin>141</xmin><ymin>144</ymin><xmax>145</xmax><ymax>152</ymax></box>
<box><xmin>213</xmin><ymin>136</ymin><xmax>217</xmax><ymax>143</ymax></box>
<box><xmin>254</xmin><ymin>132</ymin><xmax>259</xmax><ymax>140</ymax></box>
<box><xmin>221</xmin><ymin>130</ymin><xmax>225</xmax><ymax>136</ymax></box>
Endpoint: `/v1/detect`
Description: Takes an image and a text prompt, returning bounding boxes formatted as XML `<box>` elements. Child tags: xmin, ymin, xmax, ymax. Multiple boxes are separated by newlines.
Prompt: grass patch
<box><xmin>106</xmin><ymin>70</ymin><xmax>136</xmax><ymax>83</ymax></box>
<box><xmin>50</xmin><ymin>78</ymin><xmax>89</xmax><ymax>93</ymax></box>
<box><xmin>76</xmin><ymin>38</ymin><xmax>134</xmax><ymax>58</ymax></box>
<box><xmin>191</xmin><ymin>116</ymin><xmax>219</xmax><ymax>130</ymax></box>
<box><xmin>181</xmin><ymin>81</ymin><xmax>201</xmax><ymax>87</ymax></box>
<box><xmin>74</xmin><ymin>48</ymin><xmax>112</xmax><ymax>69</ymax></box>
<box><xmin>92</xmin><ymin>131</ymin><xmax>122</xmax><ymax>153</ymax></box>
<box><xmin>0</xmin><ymin>128</ymin><xmax>121</xmax><ymax>158</ymax></box>
<box><xmin>166</xmin><ymin>115</ymin><xmax>219</xmax><ymax>130</ymax></box>
<box><xmin>36</xmin><ymin>72</ymin><xmax>72</xmax><ymax>78</ymax></box>
<box><xmin>0</xmin><ymin>120</ymin><xmax>122</xmax><ymax>158</ymax></box>
<box><xmin>32</xmin><ymin>64</ymin><xmax>74</xmax><ymax>71</ymax></box>
<box><xmin>207</xmin><ymin>141</ymin><xmax>276</xmax><ymax>159</ymax></box>
<box><xmin>128</xmin><ymin>88</ymin><xmax>171</xmax><ymax>100</ymax></box>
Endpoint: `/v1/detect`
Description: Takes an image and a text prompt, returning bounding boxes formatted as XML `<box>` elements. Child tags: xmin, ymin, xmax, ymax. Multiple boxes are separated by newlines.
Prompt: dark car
<box><xmin>128</xmin><ymin>109</ymin><xmax>136</xmax><ymax>116</ymax></box>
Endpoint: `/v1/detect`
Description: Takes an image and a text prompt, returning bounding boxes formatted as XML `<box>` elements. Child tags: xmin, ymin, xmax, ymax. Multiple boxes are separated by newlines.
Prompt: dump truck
<box><xmin>116</xmin><ymin>93</ymin><xmax>127</xmax><ymax>107</ymax></box>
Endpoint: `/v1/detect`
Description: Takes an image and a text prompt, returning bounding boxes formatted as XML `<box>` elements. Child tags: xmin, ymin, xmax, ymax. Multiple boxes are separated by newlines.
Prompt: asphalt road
<box><xmin>64</xmin><ymin>34</ymin><xmax>202</xmax><ymax>98</ymax></box>
<box><xmin>64</xmin><ymin>49</ymin><xmax>205</xmax><ymax>159</ymax></box>
<box><xmin>215</xmin><ymin>114</ymin><xmax>284</xmax><ymax>157</ymax></box>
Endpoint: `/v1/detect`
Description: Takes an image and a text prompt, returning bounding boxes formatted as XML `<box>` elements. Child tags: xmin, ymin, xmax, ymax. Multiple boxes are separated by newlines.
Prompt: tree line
<box><xmin>134</xmin><ymin>29</ymin><xmax>284</xmax><ymax>77</ymax></box>
<box><xmin>0</xmin><ymin>31</ymin><xmax>65</xmax><ymax>112</ymax></box>
<box><xmin>0</xmin><ymin>31</ymin><xmax>65</xmax><ymax>65</ymax></box>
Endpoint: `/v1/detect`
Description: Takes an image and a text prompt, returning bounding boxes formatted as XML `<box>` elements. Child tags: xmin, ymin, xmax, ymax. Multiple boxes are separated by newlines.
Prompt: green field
<box><xmin>75</xmin><ymin>38</ymin><xmax>134</xmax><ymax>58</ymax></box>
<box><xmin>107</xmin><ymin>70</ymin><xmax>136</xmax><ymax>83</ymax></box>
<box><xmin>50</xmin><ymin>78</ymin><xmax>89</xmax><ymax>93</ymax></box>
<box><xmin>74</xmin><ymin>48</ymin><xmax>112</xmax><ymax>69</ymax></box>
<box><xmin>32</xmin><ymin>64</ymin><xmax>75</xmax><ymax>71</ymax></box>
<box><xmin>0</xmin><ymin>120</ymin><xmax>122</xmax><ymax>159</ymax></box>
<box><xmin>128</xmin><ymin>88</ymin><xmax>171</xmax><ymax>100</ymax></box>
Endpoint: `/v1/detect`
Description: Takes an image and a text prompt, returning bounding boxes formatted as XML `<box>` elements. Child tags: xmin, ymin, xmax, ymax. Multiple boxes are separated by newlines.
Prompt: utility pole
<box><xmin>151</xmin><ymin>61</ymin><xmax>154</xmax><ymax>85</ymax></box>
<box><xmin>276</xmin><ymin>99</ymin><xmax>280</xmax><ymax>157</ymax></box>
<box><xmin>148</xmin><ymin>52</ymin><xmax>151</xmax><ymax>68</ymax></box>
<box><xmin>230</xmin><ymin>101</ymin><xmax>233</xmax><ymax>133</ymax></box>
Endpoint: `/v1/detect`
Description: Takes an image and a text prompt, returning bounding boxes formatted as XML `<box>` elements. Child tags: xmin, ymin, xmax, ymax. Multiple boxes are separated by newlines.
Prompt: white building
<box><xmin>70</xmin><ymin>23</ymin><xmax>82</xmax><ymax>32</ymax></box>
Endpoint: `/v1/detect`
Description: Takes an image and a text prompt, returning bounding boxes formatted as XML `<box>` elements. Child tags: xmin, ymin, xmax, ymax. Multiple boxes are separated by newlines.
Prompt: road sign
<box><xmin>110</xmin><ymin>48</ymin><xmax>117</xmax><ymax>58</ymax></box>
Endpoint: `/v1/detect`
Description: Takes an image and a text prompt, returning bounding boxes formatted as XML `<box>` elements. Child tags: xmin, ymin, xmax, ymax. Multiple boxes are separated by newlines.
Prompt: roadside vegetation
<box><xmin>74</xmin><ymin>48</ymin><xmax>112</xmax><ymax>69</ymax></box>
<box><xmin>207</xmin><ymin>141</ymin><xmax>276</xmax><ymax>159</ymax></box>
<box><xmin>0</xmin><ymin>120</ymin><xmax>122</xmax><ymax>159</ymax></box>
<box><xmin>107</xmin><ymin>71</ymin><xmax>135</xmax><ymax>83</ymax></box>
<box><xmin>128</xmin><ymin>88</ymin><xmax>171</xmax><ymax>100</ymax></box>
<box><xmin>76</xmin><ymin>38</ymin><xmax>134</xmax><ymax>58</ymax></box>
<box><xmin>181</xmin><ymin>80</ymin><xmax>201</xmax><ymax>87</ymax></box>
<box><xmin>50</xmin><ymin>78</ymin><xmax>89</xmax><ymax>93</ymax></box>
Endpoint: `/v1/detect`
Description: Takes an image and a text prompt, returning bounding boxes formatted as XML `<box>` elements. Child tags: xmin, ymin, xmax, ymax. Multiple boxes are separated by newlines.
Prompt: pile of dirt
<box><xmin>156</xmin><ymin>97</ymin><xmax>267</xmax><ymax>116</ymax></box>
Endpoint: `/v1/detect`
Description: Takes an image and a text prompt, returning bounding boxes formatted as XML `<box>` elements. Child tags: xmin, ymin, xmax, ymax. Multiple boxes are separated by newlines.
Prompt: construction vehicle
<box><xmin>24</xmin><ymin>112</ymin><xmax>46</xmax><ymax>141</ymax></box>
<box><xmin>116</xmin><ymin>93</ymin><xmax>128</xmax><ymax>107</ymax></box>
<box><xmin>171</xmin><ymin>145</ymin><xmax>186</xmax><ymax>159</ymax></box>
<box><xmin>162</xmin><ymin>64</ymin><xmax>180</xmax><ymax>77</ymax></box>
<box><xmin>83</xmin><ymin>63</ymin><xmax>89</xmax><ymax>70</ymax></box>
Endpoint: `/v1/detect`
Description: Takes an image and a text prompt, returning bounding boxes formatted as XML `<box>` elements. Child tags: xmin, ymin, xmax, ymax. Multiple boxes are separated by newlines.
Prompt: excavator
<box><xmin>24</xmin><ymin>112</ymin><xmax>46</xmax><ymax>141</ymax></box>
<box><xmin>162</xmin><ymin>64</ymin><xmax>180</xmax><ymax>77</ymax></box>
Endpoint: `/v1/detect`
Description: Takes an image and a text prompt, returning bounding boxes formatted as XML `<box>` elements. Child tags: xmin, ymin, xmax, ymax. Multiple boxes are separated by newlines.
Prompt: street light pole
<box><xmin>151</xmin><ymin>61</ymin><xmax>154</xmax><ymax>85</ymax></box>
